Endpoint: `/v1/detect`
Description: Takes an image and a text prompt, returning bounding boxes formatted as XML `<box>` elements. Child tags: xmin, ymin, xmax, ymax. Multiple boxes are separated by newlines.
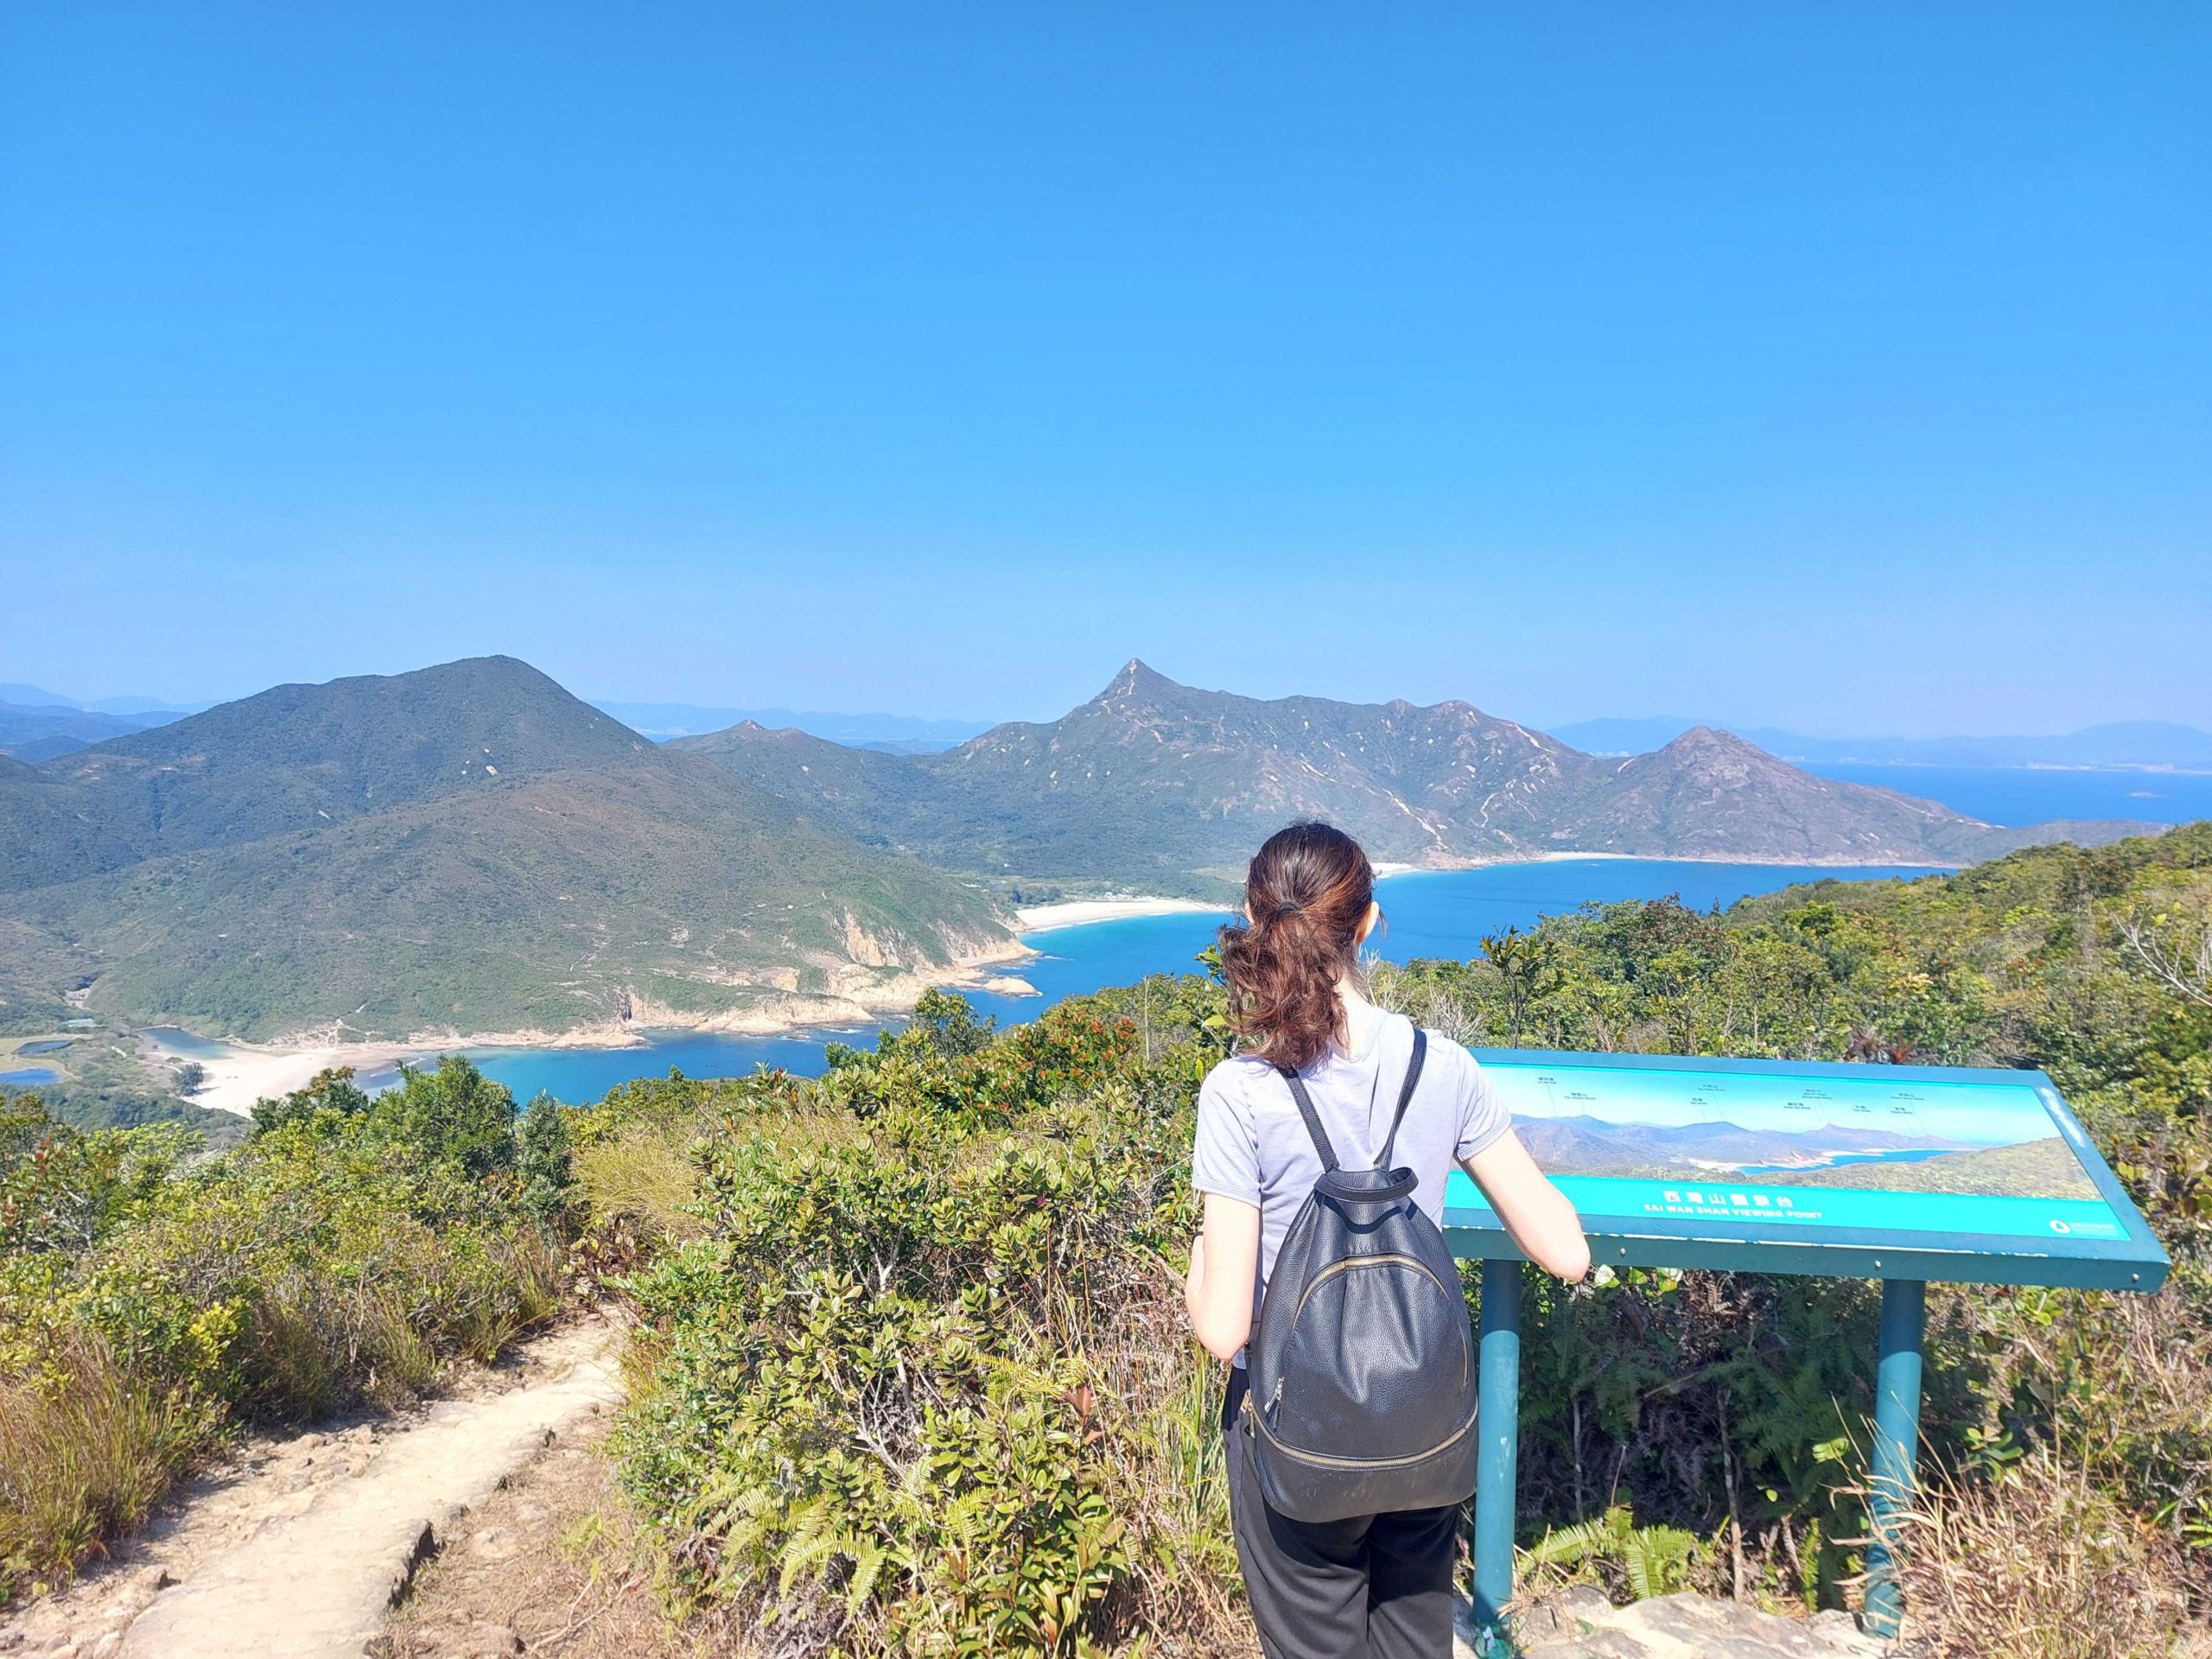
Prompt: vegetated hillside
<box><xmin>679</xmin><ymin>660</ymin><xmax>2157</xmax><ymax>893</ymax></box>
<box><xmin>1555</xmin><ymin>727</ymin><xmax>2152</xmax><ymax>864</ymax></box>
<box><xmin>1785</xmin><ymin>1136</ymin><xmax>2099</xmax><ymax>1198</ymax></box>
<box><xmin>0</xmin><ymin>659</ymin><xmax>1013</xmax><ymax>1042</ymax></box>
<box><xmin>3</xmin><ymin>657</ymin><xmax>660</xmax><ymax>891</ymax></box>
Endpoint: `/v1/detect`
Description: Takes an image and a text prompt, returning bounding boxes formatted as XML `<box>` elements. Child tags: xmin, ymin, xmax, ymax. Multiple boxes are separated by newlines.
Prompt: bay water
<box><xmin>461</xmin><ymin>858</ymin><xmax>1927</xmax><ymax>1103</ymax></box>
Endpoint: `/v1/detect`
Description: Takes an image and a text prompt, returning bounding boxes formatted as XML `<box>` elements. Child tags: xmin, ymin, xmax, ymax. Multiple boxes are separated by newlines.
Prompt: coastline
<box><xmin>149</xmin><ymin>933</ymin><xmax>1039</xmax><ymax>1117</ymax></box>
<box><xmin>141</xmin><ymin>851</ymin><xmax>1956</xmax><ymax>1117</ymax></box>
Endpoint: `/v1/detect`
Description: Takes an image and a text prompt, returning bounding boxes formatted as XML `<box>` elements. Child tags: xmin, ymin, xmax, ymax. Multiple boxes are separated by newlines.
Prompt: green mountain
<box><xmin>0</xmin><ymin>659</ymin><xmax>1013</xmax><ymax>1041</ymax></box>
<box><xmin>676</xmin><ymin>661</ymin><xmax>2157</xmax><ymax>893</ymax></box>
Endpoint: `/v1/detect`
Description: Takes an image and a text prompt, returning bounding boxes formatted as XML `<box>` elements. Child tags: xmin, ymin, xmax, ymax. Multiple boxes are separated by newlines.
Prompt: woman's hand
<box><xmin>1461</xmin><ymin>1129</ymin><xmax>1592</xmax><ymax>1282</ymax></box>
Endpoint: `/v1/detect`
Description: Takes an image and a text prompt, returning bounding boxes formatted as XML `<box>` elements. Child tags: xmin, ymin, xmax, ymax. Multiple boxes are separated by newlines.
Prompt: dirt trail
<box><xmin>1</xmin><ymin>1315</ymin><xmax>625</xmax><ymax>1659</ymax></box>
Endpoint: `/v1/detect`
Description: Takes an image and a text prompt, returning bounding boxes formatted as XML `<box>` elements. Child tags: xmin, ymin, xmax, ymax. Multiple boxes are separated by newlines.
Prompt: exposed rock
<box><xmin>1456</xmin><ymin>1589</ymin><xmax>1885</xmax><ymax>1659</ymax></box>
<box><xmin>1510</xmin><ymin>1584</ymin><xmax>1614</xmax><ymax>1646</ymax></box>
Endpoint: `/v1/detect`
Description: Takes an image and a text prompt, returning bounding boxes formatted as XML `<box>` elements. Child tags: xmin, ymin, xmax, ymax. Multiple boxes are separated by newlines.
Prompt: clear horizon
<box><xmin>3</xmin><ymin>5</ymin><xmax>2207</xmax><ymax>734</ymax></box>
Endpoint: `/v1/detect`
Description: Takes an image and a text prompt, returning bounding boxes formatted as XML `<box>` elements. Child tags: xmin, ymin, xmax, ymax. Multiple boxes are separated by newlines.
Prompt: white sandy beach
<box><xmin>1015</xmin><ymin>895</ymin><xmax>1232</xmax><ymax>931</ymax></box>
<box><xmin>147</xmin><ymin>1036</ymin><xmax>442</xmax><ymax>1117</ymax></box>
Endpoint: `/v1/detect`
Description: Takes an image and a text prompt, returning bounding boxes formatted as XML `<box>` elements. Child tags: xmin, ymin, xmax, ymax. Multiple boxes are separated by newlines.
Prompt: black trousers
<box><xmin>1221</xmin><ymin>1368</ymin><xmax>1460</xmax><ymax>1659</ymax></box>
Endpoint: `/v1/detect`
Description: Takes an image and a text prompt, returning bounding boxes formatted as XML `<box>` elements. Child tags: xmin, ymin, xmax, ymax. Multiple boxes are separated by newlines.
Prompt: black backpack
<box><xmin>1238</xmin><ymin>1027</ymin><xmax>1483</xmax><ymax>1522</ymax></box>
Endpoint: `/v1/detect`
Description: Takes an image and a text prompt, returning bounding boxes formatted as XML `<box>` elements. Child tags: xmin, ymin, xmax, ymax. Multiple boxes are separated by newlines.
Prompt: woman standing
<box><xmin>1185</xmin><ymin>822</ymin><xmax>1589</xmax><ymax>1658</ymax></box>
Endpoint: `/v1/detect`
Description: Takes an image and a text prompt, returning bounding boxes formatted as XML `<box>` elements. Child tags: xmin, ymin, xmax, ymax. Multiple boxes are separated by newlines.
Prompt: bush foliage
<box><xmin>595</xmin><ymin>827</ymin><xmax>2209</xmax><ymax>1656</ymax></box>
<box><xmin>0</xmin><ymin>1058</ymin><xmax>571</xmax><ymax>1600</ymax></box>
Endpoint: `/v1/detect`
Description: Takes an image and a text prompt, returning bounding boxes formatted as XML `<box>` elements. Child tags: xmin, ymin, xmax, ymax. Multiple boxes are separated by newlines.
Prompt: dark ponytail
<box><xmin>1217</xmin><ymin>822</ymin><xmax>1376</xmax><ymax>1071</ymax></box>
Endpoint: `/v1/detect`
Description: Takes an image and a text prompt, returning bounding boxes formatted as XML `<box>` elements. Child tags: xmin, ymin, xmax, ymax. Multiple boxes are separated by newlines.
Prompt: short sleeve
<box><xmin>1192</xmin><ymin>1063</ymin><xmax>1262</xmax><ymax>1206</ymax></box>
<box><xmin>1452</xmin><ymin>1049</ymin><xmax>1511</xmax><ymax>1162</ymax></box>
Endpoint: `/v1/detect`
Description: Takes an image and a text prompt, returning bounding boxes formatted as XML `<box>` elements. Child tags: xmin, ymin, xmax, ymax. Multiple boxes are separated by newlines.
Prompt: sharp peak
<box><xmin>1656</xmin><ymin>725</ymin><xmax>1773</xmax><ymax>756</ymax></box>
<box><xmin>1096</xmin><ymin>658</ymin><xmax>1188</xmax><ymax>699</ymax></box>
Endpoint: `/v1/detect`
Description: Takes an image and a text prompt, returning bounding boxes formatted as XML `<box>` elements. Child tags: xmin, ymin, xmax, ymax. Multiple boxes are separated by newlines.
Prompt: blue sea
<box><xmin>460</xmin><ymin>858</ymin><xmax>1924</xmax><ymax>1103</ymax></box>
<box><xmin>1801</xmin><ymin>763</ymin><xmax>2212</xmax><ymax>828</ymax></box>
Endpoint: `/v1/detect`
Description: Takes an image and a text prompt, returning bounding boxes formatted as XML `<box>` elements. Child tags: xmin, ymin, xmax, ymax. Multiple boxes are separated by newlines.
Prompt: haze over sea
<box><xmin>1800</xmin><ymin>763</ymin><xmax>2212</xmax><ymax>829</ymax></box>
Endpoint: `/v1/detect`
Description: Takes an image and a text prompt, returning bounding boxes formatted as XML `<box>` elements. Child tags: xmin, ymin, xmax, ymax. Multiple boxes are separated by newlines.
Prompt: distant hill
<box><xmin>677</xmin><ymin>661</ymin><xmax>2158</xmax><ymax>893</ymax></box>
<box><xmin>594</xmin><ymin>698</ymin><xmax>994</xmax><ymax>747</ymax></box>
<box><xmin>1512</xmin><ymin>1113</ymin><xmax>1981</xmax><ymax>1179</ymax></box>
<box><xmin>0</xmin><ymin>658</ymin><xmax>1013</xmax><ymax>1042</ymax></box>
<box><xmin>0</xmin><ymin>699</ymin><xmax>178</xmax><ymax>764</ymax></box>
<box><xmin>0</xmin><ymin>685</ymin><xmax>200</xmax><ymax>762</ymax></box>
<box><xmin>1554</xmin><ymin>715</ymin><xmax>2212</xmax><ymax>772</ymax></box>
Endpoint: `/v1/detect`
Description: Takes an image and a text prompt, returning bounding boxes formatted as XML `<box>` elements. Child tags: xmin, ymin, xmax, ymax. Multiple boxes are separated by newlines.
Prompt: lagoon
<box><xmin>463</xmin><ymin>858</ymin><xmax>1927</xmax><ymax>1103</ymax></box>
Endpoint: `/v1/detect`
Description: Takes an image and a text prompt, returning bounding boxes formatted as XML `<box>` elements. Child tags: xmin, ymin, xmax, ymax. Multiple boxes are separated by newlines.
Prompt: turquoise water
<box><xmin>462</xmin><ymin>858</ymin><xmax>1924</xmax><ymax>1103</ymax></box>
<box><xmin>0</xmin><ymin>1068</ymin><xmax>60</xmax><ymax>1087</ymax></box>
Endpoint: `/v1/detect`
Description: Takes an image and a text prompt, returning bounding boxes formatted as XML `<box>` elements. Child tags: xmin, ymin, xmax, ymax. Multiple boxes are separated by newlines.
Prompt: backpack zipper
<box><xmin>1281</xmin><ymin>1252</ymin><xmax>1471</xmax><ymax>1395</ymax></box>
<box><xmin>1287</xmin><ymin>1252</ymin><xmax>1453</xmax><ymax>1325</ymax></box>
<box><xmin>1253</xmin><ymin>1395</ymin><xmax>1482</xmax><ymax>1470</ymax></box>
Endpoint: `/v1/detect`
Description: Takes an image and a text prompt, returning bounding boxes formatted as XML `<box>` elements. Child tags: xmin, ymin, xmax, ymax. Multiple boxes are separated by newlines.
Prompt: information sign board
<box><xmin>1442</xmin><ymin>1051</ymin><xmax>2164</xmax><ymax>1288</ymax></box>
<box><xmin>1440</xmin><ymin>1049</ymin><xmax>2168</xmax><ymax>1643</ymax></box>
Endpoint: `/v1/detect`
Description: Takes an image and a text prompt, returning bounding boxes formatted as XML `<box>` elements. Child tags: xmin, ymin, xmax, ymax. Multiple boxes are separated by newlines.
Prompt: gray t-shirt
<box><xmin>1192</xmin><ymin>1004</ymin><xmax>1510</xmax><ymax>1364</ymax></box>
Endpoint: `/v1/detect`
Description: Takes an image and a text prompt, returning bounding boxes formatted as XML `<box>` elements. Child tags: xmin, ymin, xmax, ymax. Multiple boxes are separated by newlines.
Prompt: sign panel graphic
<box><xmin>1440</xmin><ymin>1050</ymin><xmax>2167</xmax><ymax>1287</ymax></box>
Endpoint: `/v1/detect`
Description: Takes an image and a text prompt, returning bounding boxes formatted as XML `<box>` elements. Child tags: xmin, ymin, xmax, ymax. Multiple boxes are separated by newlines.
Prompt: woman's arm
<box><xmin>1461</xmin><ymin>1129</ymin><xmax>1591</xmax><ymax>1281</ymax></box>
<box><xmin>1185</xmin><ymin>1192</ymin><xmax>1262</xmax><ymax>1362</ymax></box>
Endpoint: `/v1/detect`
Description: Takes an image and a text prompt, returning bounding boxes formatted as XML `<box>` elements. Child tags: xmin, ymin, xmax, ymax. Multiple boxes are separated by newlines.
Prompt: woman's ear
<box><xmin>1355</xmin><ymin>900</ymin><xmax>1381</xmax><ymax>947</ymax></box>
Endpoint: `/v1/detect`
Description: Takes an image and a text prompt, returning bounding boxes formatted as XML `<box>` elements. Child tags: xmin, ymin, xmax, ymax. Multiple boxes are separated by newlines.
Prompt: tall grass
<box><xmin>1885</xmin><ymin>1449</ymin><xmax>2205</xmax><ymax>1659</ymax></box>
<box><xmin>0</xmin><ymin>1338</ymin><xmax>205</xmax><ymax>1597</ymax></box>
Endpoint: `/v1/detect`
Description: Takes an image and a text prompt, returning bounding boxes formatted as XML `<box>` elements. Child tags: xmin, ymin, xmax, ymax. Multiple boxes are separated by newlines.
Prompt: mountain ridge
<box><xmin>1554</xmin><ymin>715</ymin><xmax>2212</xmax><ymax>772</ymax></box>
<box><xmin>677</xmin><ymin>659</ymin><xmax>2158</xmax><ymax>893</ymax></box>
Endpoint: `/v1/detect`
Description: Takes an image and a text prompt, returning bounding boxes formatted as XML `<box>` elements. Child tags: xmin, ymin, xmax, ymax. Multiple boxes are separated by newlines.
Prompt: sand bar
<box><xmin>146</xmin><ymin>1036</ymin><xmax>440</xmax><ymax>1117</ymax></box>
<box><xmin>1016</xmin><ymin>896</ymin><xmax>1233</xmax><ymax>932</ymax></box>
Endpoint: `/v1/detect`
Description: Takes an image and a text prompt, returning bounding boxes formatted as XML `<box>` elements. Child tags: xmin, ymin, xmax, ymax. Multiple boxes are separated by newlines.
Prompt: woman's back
<box><xmin>1192</xmin><ymin>1000</ymin><xmax>1509</xmax><ymax>1349</ymax></box>
<box><xmin>1182</xmin><ymin>820</ymin><xmax>1586</xmax><ymax>1659</ymax></box>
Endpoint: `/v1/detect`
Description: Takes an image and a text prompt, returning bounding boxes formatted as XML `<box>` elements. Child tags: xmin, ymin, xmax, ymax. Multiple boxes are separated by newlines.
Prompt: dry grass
<box><xmin>0</xmin><ymin>1338</ymin><xmax>207</xmax><ymax>1597</ymax></box>
<box><xmin>1088</xmin><ymin>1257</ymin><xmax>1255</xmax><ymax>1656</ymax></box>
<box><xmin>1886</xmin><ymin>1449</ymin><xmax>2210</xmax><ymax>1659</ymax></box>
<box><xmin>575</xmin><ymin>1128</ymin><xmax>709</xmax><ymax>1246</ymax></box>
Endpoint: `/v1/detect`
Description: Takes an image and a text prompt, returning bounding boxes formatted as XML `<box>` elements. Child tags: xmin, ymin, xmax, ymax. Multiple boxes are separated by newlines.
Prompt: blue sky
<box><xmin>3</xmin><ymin>4</ymin><xmax>2206</xmax><ymax>733</ymax></box>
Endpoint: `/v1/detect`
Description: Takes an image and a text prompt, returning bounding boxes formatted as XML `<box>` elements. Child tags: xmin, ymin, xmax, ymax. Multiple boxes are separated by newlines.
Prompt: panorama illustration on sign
<box><xmin>1442</xmin><ymin>1051</ymin><xmax>2133</xmax><ymax>1250</ymax></box>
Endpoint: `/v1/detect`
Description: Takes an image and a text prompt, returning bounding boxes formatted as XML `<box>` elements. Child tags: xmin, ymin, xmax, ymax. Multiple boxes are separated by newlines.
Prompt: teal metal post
<box><xmin>1862</xmin><ymin>1279</ymin><xmax>1926</xmax><ymax>1639</ymax></box>
<box><xmin>1471</xmin><ymin>1258</ymin><xmax>1522</xmax><ymax>1643</ymax></box>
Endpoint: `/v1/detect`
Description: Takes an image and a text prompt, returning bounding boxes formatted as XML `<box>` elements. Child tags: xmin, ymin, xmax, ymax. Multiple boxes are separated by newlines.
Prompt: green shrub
<box><xmin>0</xmin><ymin>1057</ymin><xmax>575</xmax><ymax>1601</ymax></box>
<box><xmin>601</xmin><ymin>829</ymin><xmax>2212</xmax><ymax>1647</ymax></box>
<box><xmin>606</xmin><ymin>1004</ymin><xmax>1234</xmax><ymax>1656</ymax></box>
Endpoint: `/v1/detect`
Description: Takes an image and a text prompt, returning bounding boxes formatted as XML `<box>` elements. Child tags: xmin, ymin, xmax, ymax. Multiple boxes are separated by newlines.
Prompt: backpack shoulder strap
<box><xmin>1377</xmin><ymin>1025</ymin><xmax>1429</xmax><ymax>1171</ymax></box>
<box><xmin>1275</xmin><ymin>1066</ymin><xmax>1341</xmax><ymax>1173</ymax></box>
